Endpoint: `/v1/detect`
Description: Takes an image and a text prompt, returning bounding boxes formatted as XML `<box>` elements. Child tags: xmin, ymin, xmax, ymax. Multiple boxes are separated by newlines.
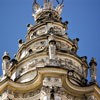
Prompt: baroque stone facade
<box><xmin>0</xmin><ymin>0</ymin><xmax>100</xmax><ymax>100</ymax></box>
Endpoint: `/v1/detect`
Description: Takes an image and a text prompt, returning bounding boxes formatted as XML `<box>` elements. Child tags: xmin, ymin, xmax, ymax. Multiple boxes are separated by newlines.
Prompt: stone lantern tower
<box><xmin>0</xmin><ymin>0</ymin><xmax>100</xmax><ymax>100</ymax></box>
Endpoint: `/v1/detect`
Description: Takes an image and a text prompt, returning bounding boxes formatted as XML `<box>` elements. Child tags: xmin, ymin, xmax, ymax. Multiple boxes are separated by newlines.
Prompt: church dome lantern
<box><xmin>0</xmin><ymin>0</ymin><xmax>100</xmax><ymax>100</ymax></box>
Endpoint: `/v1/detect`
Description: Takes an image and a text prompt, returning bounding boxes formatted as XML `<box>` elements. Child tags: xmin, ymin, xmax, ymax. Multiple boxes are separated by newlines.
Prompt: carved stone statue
<box><xmin>48</xmin><ymin>34</ymin><xmax>56</xmax><ymax>60</ymax></box>
<box><xmin>55</xmin><ymin>4</ymin><xmax>64</xmax><ymax>15</ymax></box>
<box><xmin>44</xmin><ymin>0</ymin><xmax>52</xmax><ymax>9</ymax></box>
<box><xmin>73</xmin><ymin>38</ymin><xmax>79</xmax><ymax>48</ymax></box>
<box><xmin>89</xmin><ymin>57</ymin><xmax>97</xmax><ymax>83</ymax></box>
<box><xmin>2</xmin><ymin>52</ymin><xmax>10</xmax><ymax>76</ymax></box>
<box><xmin>32</xmin><ymin>0</ymin><xmax>41</xmax><ymax>12</ymax></box>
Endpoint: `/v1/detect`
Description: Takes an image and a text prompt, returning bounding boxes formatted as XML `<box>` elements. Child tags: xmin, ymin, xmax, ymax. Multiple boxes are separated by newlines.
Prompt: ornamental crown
<box><xmin>32</xmin><ymin>0</ymin><xmax>64</xmax><ymax>23</ymax></box>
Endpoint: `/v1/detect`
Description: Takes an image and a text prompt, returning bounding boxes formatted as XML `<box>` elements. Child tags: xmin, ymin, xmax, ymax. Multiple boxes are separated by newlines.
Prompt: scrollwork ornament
<box><xmin>87</xmin><ymin>95</ymin><xmax>97</xmax><ymax>100</ymax></box>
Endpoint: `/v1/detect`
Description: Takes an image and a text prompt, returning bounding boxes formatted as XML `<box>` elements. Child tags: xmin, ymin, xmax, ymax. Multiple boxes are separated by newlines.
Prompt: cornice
<box><xmin>0</xmin><ymin>67</ymin><xmax>100</xmax><ymax>97</ymax></box>
<box><xmin>26</xmin><ymin>21</ymin><xmax>67</xmax><ymax>36</ymax></box>
<box><xmin>10</xmin><ymin>50</ymin><xmax>88</xmax><ymax>77</ymax></box>
<box><xmin>17</xmin><ymin>34</ymin><xmax>73</xmax><ymax>59</ymax></box>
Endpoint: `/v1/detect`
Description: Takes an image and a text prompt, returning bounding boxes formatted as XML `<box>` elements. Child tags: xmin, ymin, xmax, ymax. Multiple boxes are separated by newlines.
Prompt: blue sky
<box><xmin>0</xmin><ymin>0</ymin><xmax>100</xmax><ymax>86</ymax></box>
